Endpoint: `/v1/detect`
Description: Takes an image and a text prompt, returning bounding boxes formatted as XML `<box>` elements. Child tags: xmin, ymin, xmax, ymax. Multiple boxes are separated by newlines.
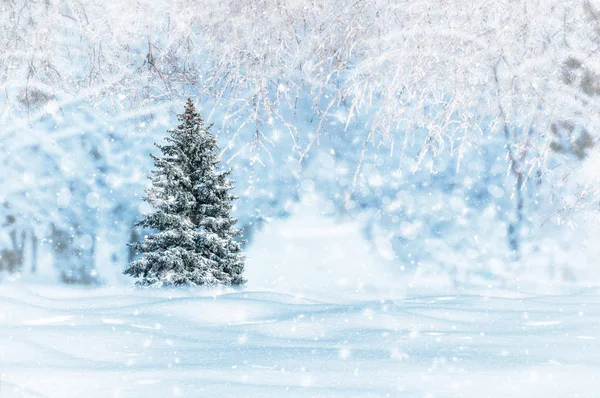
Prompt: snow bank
<box><xmin>245</xmin><ymin>196</ymin><xmax>401</xmax><ymax>298</ymax></box>
<box><xmin>1</xmin><ymin>284</ymin><xmax>599</xmax><ymax>397</ymax></box>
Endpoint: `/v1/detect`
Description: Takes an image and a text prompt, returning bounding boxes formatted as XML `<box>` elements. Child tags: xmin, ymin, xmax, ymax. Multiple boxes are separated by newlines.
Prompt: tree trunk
<box><xmin>128</xmin><ymin>227</ymin><xmax>140</xmax><ymax>264</ymax></box>
<box><xmin>31</xmin><ymin>232</ymin><xmax>38</xmax><ymax>274</ymax></box>
<box><xmin>507</xmin><ymin>170</ymin><xmax>524</xmax><ymax>260</ymax></box>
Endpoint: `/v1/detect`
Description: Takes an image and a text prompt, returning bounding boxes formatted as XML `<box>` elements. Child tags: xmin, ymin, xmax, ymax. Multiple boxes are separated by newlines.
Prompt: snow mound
<box><xmin>245</xmin><ymin>196</ymin><xmax>399</xmax><ymax>296</ymax></box>
<box><xmin>1</xmin><ymin>284</ymin><xmax>600</xmax><ymax>397</ymax></box>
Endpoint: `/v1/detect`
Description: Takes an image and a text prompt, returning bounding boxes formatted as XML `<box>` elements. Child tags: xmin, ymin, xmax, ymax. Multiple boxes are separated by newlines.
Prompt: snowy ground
<box><xmin>1</xmin><ymin>284</ymin><xmax>600</xmax><ymax>398</ymax></box>
<box><xmin>3</xmin><ymin>199</ymin><xmax>600</xmax><ymax>397</ymax></box>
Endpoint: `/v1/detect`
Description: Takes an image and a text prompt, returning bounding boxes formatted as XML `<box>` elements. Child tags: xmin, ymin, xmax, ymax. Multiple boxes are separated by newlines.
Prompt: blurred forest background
<box><xmin>2</xmin><ymin>0</ymin><xmax>600</xmax><ymax>286</ymax></box>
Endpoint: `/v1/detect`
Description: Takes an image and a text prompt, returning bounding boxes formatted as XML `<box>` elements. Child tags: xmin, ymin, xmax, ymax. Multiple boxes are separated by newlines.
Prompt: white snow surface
<box><xmin>244</xmin><ymin>196</ymin><xmax>398</xmax><ymax>294</ymax></box>
<box><xmin>4</xmin><ymin>196</ymin><xmax>600</xmax><ymax>397</ymax></box>
<box><xmin>1</xmin><ymin>284</ymin><xmax>599</xmax><ymax>398</ymax></box>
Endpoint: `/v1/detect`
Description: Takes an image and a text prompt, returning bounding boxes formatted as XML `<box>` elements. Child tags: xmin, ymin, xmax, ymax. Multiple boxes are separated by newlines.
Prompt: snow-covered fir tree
<box><xmin>124</xmin><ymin>99</ymin><xmax>245</xmax><ymax>286</ymax></box>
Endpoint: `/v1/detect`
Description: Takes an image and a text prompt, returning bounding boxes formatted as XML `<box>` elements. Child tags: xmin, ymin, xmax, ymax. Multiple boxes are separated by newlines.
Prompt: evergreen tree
<box><xmin>124</xmin><ymin>99</ymin><xmax>245</xmax><ymax>286</ymax></box>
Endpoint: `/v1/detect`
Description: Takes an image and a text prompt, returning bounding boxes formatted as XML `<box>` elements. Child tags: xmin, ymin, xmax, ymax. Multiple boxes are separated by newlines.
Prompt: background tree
<box><xmin>3</xmin><ymin>0</ymin><xmax>600</xmax><ymax>284</ymax></box>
